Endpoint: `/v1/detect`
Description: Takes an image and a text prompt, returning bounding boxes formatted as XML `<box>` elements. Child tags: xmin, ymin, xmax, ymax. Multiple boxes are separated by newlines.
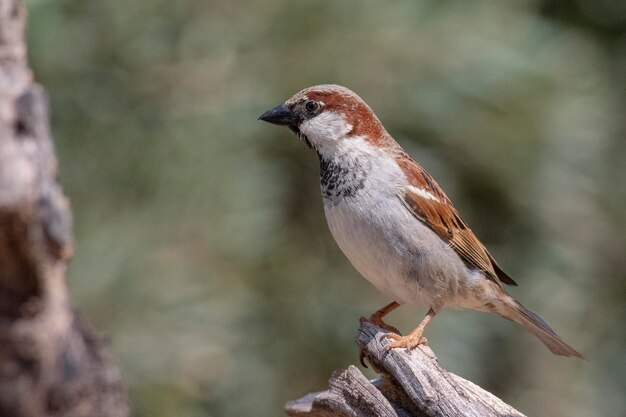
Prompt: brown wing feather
<box><xmin>396</xmin><ymin>153</ymin><xmax>516</xmax><ymax>287</ymax></box>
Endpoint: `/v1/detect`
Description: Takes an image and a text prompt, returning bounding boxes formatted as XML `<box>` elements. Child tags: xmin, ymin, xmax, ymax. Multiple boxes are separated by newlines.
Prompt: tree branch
<box><xmin>285</xmin><ymin>323</ymin><xmax>526</xmax><ymax>417</ymax></box>
<box><xmin>0</xmin><ymin>1</ymin><xmax>129</xmax><ymax>416</ymax></box>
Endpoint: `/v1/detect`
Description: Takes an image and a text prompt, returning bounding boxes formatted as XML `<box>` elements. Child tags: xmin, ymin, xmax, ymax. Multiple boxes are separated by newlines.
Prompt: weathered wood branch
<box><xmin>0</xmin><ymin>1</ymin><xmax>129</xmax><ymax>416</ymax></box>
<box><xmin>285</xmin><ymin>323</ymin><xmax>526</xmax><ymax>417</ymax></box>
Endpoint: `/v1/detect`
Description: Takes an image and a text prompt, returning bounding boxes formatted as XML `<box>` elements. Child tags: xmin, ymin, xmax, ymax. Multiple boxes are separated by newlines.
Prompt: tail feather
<box><xmin>501</xmin><ymin>298</ymin><xmax>585</xmax><ymax>359</ymax></box>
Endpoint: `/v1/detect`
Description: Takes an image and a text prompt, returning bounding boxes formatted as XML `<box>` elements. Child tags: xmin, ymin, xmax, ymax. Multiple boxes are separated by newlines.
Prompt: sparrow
<box><xmin>259</xmin><ymin>84</ymin><xmax>583</xmax><ymax>359</ymax></box>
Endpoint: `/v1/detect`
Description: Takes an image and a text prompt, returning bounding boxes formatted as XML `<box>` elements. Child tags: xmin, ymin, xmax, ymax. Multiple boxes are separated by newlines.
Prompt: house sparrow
<box><xmin>259</xmin><ymin>84</ymin><xmax>583</xmax><ymax>359</ymax></box>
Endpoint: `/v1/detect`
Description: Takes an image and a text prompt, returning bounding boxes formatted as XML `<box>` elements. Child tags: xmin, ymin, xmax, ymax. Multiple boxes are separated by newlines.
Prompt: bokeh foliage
<box><xmin>25</xmin><ymin>0</ymin><xmax>625</xmax><ymax>416</ymax></box>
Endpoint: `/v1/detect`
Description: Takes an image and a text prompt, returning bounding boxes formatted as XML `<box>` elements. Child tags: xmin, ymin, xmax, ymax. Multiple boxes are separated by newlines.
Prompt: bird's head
<box><xmin>259</xmin><ymin>85</ymin><xmax>390</xmax><ymax>158</ymax></box>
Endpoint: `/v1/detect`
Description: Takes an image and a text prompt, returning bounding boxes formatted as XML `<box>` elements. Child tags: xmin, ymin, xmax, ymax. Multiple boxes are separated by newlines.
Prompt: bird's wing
<box><xmin>395</xmin><ymin>152</ymin><xmax>517</xmax><ymax>287</ymax></box>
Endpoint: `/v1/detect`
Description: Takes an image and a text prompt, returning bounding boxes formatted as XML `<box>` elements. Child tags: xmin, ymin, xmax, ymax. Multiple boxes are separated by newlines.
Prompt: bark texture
<box><xmin>285</xmin><ymin>323</ymin><xmax>526</xmax><ymax>417</ymax></box>
<box><xmin>0</xmin><ymin>1</ymin><xmax>129</xmax><ymax>416</ymax></box>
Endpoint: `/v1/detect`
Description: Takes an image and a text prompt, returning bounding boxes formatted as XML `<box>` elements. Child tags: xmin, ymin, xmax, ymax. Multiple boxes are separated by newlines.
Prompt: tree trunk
<box><xmin>0</xmin><ymin>1</ymin><xmax>129</xmax><ymax>416</ymax></box>
<box><xmin>285</xmin><ymin>323</ymin><xmax>526</xmax><ymax>417</ymax></box>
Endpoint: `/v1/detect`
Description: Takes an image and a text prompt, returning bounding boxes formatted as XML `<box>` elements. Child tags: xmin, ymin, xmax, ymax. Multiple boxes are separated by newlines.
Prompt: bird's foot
<box><xmin>380</xmin><ymin>332</ymin><xmax>428</xmax><ymax>351</ymax></box>
<box><xmin>359</xmin><ymin>315</ymin><xmax>401</xmax><ymax>335</ymax></box>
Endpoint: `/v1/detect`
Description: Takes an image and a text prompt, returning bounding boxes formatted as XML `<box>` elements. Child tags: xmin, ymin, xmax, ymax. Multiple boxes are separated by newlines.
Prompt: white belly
<box><xmin>323</xmin><ymin>190</ymin><xmax>470</xmax><ymax>309</ymax></box>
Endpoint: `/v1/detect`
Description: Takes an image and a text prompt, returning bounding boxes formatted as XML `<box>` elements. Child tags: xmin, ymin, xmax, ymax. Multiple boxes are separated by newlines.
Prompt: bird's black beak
<box><xmin>258</xmin><ymin>104</ymin><xmax>298</xmax><ymax>126</ymax></box>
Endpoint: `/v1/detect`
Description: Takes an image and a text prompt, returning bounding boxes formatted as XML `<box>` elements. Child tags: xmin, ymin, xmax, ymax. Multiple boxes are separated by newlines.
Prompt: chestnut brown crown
<box><xmin>259</xmin><ymin>85</ymin><xmax>390</xmax><ymax>146</ymax></box>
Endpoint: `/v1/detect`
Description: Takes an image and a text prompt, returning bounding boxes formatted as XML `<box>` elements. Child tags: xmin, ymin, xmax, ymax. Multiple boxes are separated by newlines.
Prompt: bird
<box><xmin>259</xmin><ymin>84</ymin><xmax>583</xmax><ymax>359</ymax></box>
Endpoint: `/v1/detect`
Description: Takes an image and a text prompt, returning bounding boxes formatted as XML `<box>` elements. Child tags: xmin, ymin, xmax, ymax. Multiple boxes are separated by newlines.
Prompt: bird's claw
<box><xmin>380</xmin><ymin>332</ymin><xmax>428</xmax><ymax>351</ymax></box>
<box><xmin>358</xmin><ymin>348</ymin><xmax>368</xmax><ymax>368</ymax></box>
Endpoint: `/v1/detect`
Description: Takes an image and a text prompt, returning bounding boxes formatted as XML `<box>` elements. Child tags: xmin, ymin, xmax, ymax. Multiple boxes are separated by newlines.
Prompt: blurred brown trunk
<box><xmin>0</xmin><ymin>1</ymin><xmax>129</xmax><ymax>416</ymax></box>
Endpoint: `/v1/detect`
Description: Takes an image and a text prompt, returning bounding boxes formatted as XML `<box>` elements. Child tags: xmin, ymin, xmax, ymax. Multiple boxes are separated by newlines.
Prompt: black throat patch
<box><xmin>319</xmin><ymin>156</ymin><xmax>368</xmax><ymax>200</ymax></box>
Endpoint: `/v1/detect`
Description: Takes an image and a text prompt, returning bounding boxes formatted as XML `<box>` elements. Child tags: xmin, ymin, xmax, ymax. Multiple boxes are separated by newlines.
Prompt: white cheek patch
<box><xmin>300</xmin><ymin>111</ymin><xmax>353</xmax><ymax>145</ymax></box>
<box><xmin>407</xmin><ymin>185</ymin><xmax>440</xmax><ymax>202</ymax></box>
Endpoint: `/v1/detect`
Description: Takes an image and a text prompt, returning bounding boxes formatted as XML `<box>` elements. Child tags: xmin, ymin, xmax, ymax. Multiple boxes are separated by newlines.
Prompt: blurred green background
<box><xmin>25</xmin><ymin>0</ymin><xmax>625</xmax><ymax>416</ymax></box>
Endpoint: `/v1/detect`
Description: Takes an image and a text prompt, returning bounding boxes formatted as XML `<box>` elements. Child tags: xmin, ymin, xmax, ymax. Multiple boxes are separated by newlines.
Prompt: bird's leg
<box><xmin>359</xmin><ymin>301</ymin><xmax>401</xmax><ymax>334</ymax></box>
<box><xmin>359</xmin><ymin>301</ymin><xmax>401</xmax><ymax>367</ymax></box>
<box><xmin>382</xmin><ymin>308</ymin><xmax>436</xmax><ymax>351</ymax></box>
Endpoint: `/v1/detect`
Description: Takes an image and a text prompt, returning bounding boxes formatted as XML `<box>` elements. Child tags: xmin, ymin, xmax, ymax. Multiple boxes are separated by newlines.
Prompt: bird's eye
<box><xmin>305</xmin><ymin>100</ymin><xmax>319</xmax><ymax>113</ymax></box>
